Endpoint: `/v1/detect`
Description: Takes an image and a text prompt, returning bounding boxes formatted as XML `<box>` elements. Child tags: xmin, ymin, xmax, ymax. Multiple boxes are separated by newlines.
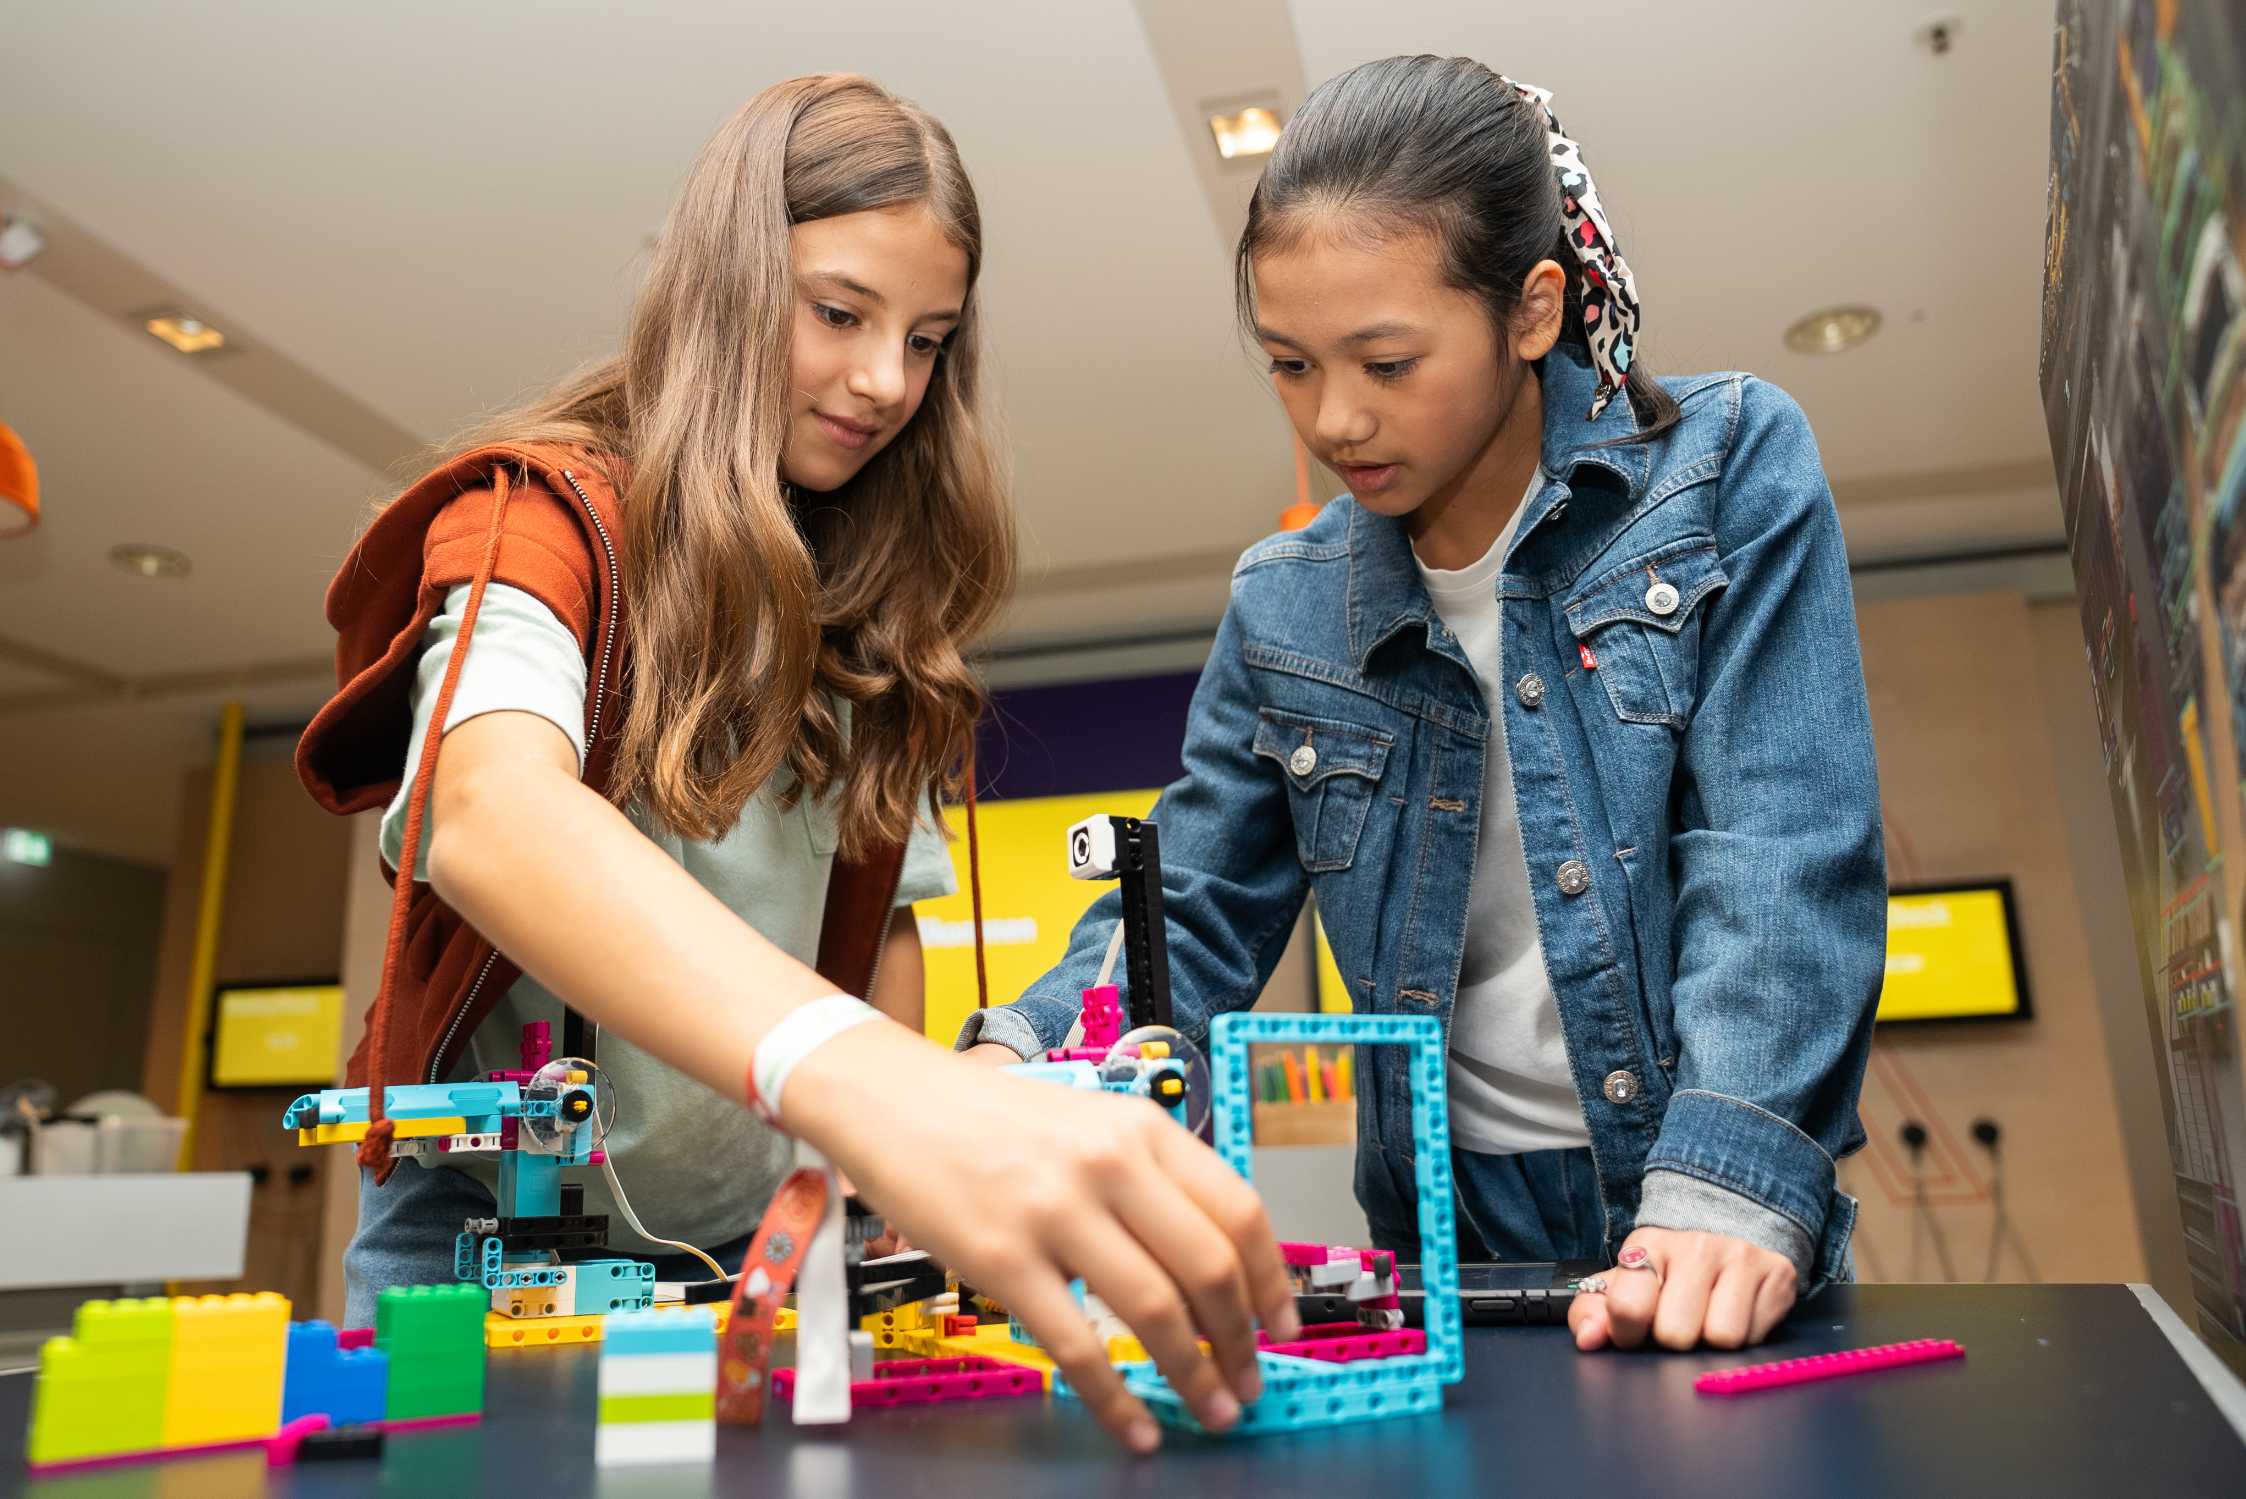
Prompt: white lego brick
<box><xmin>596</xmin><ymin>1351</ymin><xmax>720</xmax><ymax>1396</ymax></box>
<box><xmin>1309</xmin><ymin>1258</ymin><xmax>1359</xmax><ymax>1289</ymax></box>
<box><xmin>594</xmin><ymin>1419</ymin><xmax>716</xmax><ymax>1467</ymax></box>
<box><xmin>1344</xmin><ymin>1271</ymin><xmax>1382</xmax><ymax>1301</ymax></box>
<box><xmin>492</xmin><ymin>1265</ymin><xmax>578</xmax><ymax>1318</ymax></box>
<box><xmin>849</xmin><ymin>1330</ymin><xmax>875</xmax><ymax>1383</ymax></box>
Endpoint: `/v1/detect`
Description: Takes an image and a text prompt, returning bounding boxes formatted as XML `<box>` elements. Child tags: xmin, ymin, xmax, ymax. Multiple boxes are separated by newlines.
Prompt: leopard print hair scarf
<box><xmin>1500</xmin><ymin>77</ymin><xmax>1642</xmax><ymax>421</ymax></box>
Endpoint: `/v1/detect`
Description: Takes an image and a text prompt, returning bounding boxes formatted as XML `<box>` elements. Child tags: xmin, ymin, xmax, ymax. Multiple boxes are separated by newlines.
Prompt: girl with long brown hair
<box><xmin>297</xmin><ymin>74</ymin><xmax>1288</xmax><ymax>1449</ymax></box>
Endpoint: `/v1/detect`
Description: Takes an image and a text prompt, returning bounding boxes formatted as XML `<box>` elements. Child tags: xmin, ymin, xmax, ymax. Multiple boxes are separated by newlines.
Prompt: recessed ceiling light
<box><xmin>1783</xmin><ymin>305</ymin><xmax>1883</xmax><ymax>355</ymax></box>
<box><xmin>110</xmin><ymin>542</ymin><xmax>191</xmax><ymax>578</ymax></box>
<box><xmin>1209</xmin><ymin>105</ymin><xmax>1284</xmax><ymax>161</ymax></box>
<box><xmin>145</xmin><ymin>314</ymin><xmax>227</xmax><ymax>354</ymax></box>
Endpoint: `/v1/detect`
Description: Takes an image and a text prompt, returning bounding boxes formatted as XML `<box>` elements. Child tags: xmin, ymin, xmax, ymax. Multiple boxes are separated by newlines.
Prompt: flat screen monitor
<box><xmin>208</xmin><ymin>981</ymin><xmax>345</xmax><ymax>1088</ymax></box>
<box><xmin>1876</xmin><ymin>882</ymin><xmax>2031</xmax><ymax>1024</ymax></box>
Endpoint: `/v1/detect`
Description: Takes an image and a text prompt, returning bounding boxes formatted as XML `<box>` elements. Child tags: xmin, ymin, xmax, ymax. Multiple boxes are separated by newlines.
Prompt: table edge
<box><xmin>2129</xmin><ymin>1282</ymin><xmax>2246</xmax><ymax>1449</ymax></box>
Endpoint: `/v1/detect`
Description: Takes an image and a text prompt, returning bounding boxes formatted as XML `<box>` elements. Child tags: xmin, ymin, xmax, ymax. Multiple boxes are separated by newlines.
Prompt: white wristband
<box><xmin>749</xmin><ymin>993</ymin><xmax>882</xmax><ymax>1127</ymax></box>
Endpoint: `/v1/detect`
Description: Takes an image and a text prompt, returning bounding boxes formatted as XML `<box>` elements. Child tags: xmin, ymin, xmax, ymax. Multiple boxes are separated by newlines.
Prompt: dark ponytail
<box><xmin>1236</xmin><ymin>54</ymin><xmax>1679</xmax><ymax>444</ymax></box>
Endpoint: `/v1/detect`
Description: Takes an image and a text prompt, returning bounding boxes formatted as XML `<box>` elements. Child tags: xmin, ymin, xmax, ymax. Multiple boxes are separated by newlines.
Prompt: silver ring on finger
<box><xmin>1574</xmin><ymin>1276</ymin><xmax>1609</xmax><ymax>1295</ymax></box>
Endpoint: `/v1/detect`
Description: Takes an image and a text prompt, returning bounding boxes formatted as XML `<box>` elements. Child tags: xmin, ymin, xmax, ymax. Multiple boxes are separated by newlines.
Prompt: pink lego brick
<box><xmin>499</xmin><ymin>1118</ymin><xmax>518</xmax><ymax>1150</ymax></box>
<box><xmin>266</xmin><ymin>1414</ymin><xmax>331</xmax><ymax>1467</ymax></box>
<box><xmin>1078</xmin><ymin>985</ymin><xmax>1122</xmax><ymax>1049</ymax></box>
<box><xmin>1280</xmin><ymin>1241</ymin><xmax>1348</xmax><ymax>1268</ymax></box>
<box><xmin>521</xmin><ymin>1021</ymin><xmax>552</xmax><ymax>1071</ymax></box>
<box><xmin>588</xmin><ymin>1150</ymin><xmax>607</xmax><ymax>1165</ymax></box>
<box><xmin>336</xmin><ymin>1327</ymin><xmax>375</xmax><ymax>1350</ymax></box>
<box><xmin>772</xmin><ymin>1356</ymin><xmax>1042</xmax><ymax>1408</ymax></box>
<box><xmin>1694</xmin><ymin>1339</ymin><xmax>1965</xmax><ymax>1397</ymax></box>
<box><xmin>1258</xmin><ymin>1327</ymin><xmax>1426</xmax><ymax>1363</ymax></box>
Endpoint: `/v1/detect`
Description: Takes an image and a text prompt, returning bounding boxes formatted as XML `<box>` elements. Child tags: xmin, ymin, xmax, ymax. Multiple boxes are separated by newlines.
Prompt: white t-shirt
<box><xmin>380</xmin><ymin>582</ymin><xmax>958</xmax><ymax>1249</ymax></box>
<box><xmin>1415</xmin><ymin>472</ymin><xmax>1593</xmax><ymax>1155</ymax></box>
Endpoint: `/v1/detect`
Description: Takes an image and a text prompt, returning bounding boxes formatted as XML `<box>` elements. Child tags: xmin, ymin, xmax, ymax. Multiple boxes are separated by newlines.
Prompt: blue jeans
<box><xmin>344</xmin><ymin>1165</ymin><xmax>752</xmax><ymax>1328</ymax></box>
<box><xmin>1367</xmin><ymin>1146</ymin><xmax>1608</xmax><ymax>1265</ymax></box>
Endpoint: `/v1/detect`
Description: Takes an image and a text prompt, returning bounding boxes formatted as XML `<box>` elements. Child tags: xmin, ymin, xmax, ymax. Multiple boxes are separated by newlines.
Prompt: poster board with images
<box><xmin>2042</xmin><ymin>0</ymin><xmax>2246</xmax><ymax>1374</ymax></box>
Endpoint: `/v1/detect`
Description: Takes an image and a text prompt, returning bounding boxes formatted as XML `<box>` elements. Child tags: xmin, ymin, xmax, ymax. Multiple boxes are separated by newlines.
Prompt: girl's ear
<box><xmin>1514</xmin><ymin>258</ymin><xmax>1568</xmax><ymax>362</ymax></box>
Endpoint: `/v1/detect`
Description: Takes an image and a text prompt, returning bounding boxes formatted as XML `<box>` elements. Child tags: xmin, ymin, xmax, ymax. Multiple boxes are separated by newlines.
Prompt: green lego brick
<box><xmin>597</xmin><ymin>1391</ymin><xmax>716</xmax><ymax>1425</ymax></box>
<box><xmin>374</xmin><ymin>1283</ymin><xmax>487</xmax><ymax>1420</ymax></box>
<box><xmin>26</xmin><ymin>1298</ymin><xmax>176</xmax><ymax>1466</ymax></box>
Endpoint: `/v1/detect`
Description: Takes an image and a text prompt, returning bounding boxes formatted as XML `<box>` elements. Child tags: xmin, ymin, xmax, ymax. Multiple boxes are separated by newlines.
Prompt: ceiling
<box><xmin>0</xmin><ymin>0</ymin><xmax>2065</xmax><ymax>864</ymax></box>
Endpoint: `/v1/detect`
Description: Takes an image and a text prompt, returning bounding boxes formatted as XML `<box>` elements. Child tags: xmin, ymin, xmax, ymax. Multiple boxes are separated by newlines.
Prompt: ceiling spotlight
<box><xmin>1783</xmin><ymin>305</ymin><xmax>1883</xmax><ymax>355</ymax></box>
<box><xmin>144</xmin><ymin>314</ymin><xmax>227</xmax><ymax>354</ymax></box>
<box><xmin>0</xmin><ymin>218</ymin><xmax>45</xmax><ymax>271</ymax></box>
<box><xmin>1208</xmin><ymin>104</ymin><xmax>1284</xmax><ymax>161</ymax></box>
<box><xmin>110</xmin><ymin>542</ymin><xmax>191</xmax><ymax>578</ymax></box>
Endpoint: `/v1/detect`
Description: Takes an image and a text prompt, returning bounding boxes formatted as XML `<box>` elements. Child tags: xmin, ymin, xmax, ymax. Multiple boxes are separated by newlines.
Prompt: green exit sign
<box><xmin>2</xmin><ymin>828</ymin><xmax>52</xmax><ymax>866</ymax></box>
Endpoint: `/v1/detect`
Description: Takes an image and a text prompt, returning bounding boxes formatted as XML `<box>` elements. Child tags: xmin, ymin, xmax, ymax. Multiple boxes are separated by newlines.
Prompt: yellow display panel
<box><xmin>1876</xmin><ymin>886</ymin><xmax>2028</xmax><ymax>1023</ymax></box>
<box><xmin>1312</xmin><ymin>909</ymin><xmax>1353</xmax><ymax>1014</ymax></box>
<box><xmin>917</xmin><ymin>790</ymin><xmax>1161</xmax><ymax>1045</ymax></box>
<box><xmin>210</xmin><ymin>984</ymin><xmax>344</xmax><ymax>1088</ymax></box>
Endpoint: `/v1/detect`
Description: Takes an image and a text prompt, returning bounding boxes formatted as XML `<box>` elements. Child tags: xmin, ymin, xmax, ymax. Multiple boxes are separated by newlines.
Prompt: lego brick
<box><xmin>595</xmin><ymin>1419</ymin><xmax>716</xmax><ymax>1466</ymax></box>
<box><xmin>374</xmin><ymin>1284</ymin><xmax>486</xmax><ymax>1420</ymax></box>
<box><xmin>1211</xmin><ymin>1011</ymin><xmax>1461</xmax><ymax>1378</ymax></box>
<box><xmin>481</xmin><ymin>1301</ymin><xmax>728</xmax><ymax>1350</ymax></box>
<box><xmin>598</xmin><ymin>1391</ymin><xmax>717</xmax><ymax>1424</ymax></box>
<box><xmin>1122</xmin><ymin>1353</ymin><xmax>1445</xmax><ymax>1435</ymax></box>
<box><xmin>773</xmin><ymin>1356</ymin><xmax>1044</xmax><ymax>1409</ymax></box>
<box><xmin>298</xmin><ymin>1424</ymin><xmax>386</xmax><ymax>1463</ymax></box>
<box><xmin>281</xmin><ymin>1320</ymin><xmax>389</xmax><ymax>1427</ymax></box>
<box><xmin>574</xmin><ymin>1257</ymin><xmax>657</xmax><ymax>1315</ymax></box>
<box><xmin>606</xmin><ymin>1307</ymin><xmax>720</xmax><ymax>1356</ymax></box>
<box><xmin>298</xmin><ymin>1113</ymin><xmax>471</xmax><ymax>1147</ymax></box>
<box><xmin>597</xmin><ymin>1350</ymin><xmax>720</xmax><ymax>1396</ymax></box>
<box><xmin>1258</xmin><ymin>1327</ymin><xmax>1426</xmax><ymax>1363</ymax></box>
<box><xmin>25</xmin><ymin>1297</ymin><xmax>175</xmax><ymax>1466</ymax></box>
<box><xmin>499</xmin><ymin>1149</ymin><xmax>563</xmax><ymax>1217</ymax></box>
<box><xmin>485</xmin><ymin>1310</ymin><xmax>606</xmax><ymax>1348</ymax></box>
<box><xmin>933</xmin><ymin>1326</ymin><xmax>1057</xmax><ymax>1388</ymax></box>
<box><xmin>161</xmin><ymin>1292</ymin><xmax>290</xmax><ymax>1448</ymax></box>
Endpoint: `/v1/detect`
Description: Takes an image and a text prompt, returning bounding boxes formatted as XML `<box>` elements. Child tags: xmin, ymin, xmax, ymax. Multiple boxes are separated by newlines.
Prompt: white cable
<box><xmin>601</xmin><ymin>1154</ymin><xmax>727</xmax><ymax>1282</ymax></box>
<box><xmin>1095</xmin><ymin>919</ymin><xmax>1127</xmax><ymax>989</ymax></box>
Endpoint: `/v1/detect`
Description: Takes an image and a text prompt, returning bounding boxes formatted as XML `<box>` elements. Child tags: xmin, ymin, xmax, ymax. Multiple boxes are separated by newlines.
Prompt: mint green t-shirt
<box><xmin>381</xmin><ymin>583</ymin><xmax>956</xmax><ymax>1252</ymax></box>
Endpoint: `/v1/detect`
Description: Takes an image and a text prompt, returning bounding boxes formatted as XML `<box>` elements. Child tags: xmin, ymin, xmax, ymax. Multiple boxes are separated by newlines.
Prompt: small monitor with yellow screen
<box><xmin>209</xmin><ymin>982</ymin><xmax>346</xmax><ymax>1088</ymax></box>
<box><xmin>1877</xmin><ymin>883</ymin><xmax>2031</xmax><ymax>1024</ymax></box>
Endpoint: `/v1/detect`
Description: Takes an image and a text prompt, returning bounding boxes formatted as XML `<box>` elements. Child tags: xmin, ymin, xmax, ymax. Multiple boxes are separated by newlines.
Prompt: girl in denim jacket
<box><xmin>965</xmin><ymin>55</ymin><xmax>1886</xmax><ymax>1355</ymax></box>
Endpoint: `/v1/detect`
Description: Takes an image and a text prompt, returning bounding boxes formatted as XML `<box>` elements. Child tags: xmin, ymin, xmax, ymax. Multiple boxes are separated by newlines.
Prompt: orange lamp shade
<box><xmin>1279</xmin><ymin>435</ymin><xmax>1318</xmax><ymax>531</ymax></box>
<box><xmin>0</xmin><ymin>422</ymin><xmax>37</xmax><ymax>537</ymax></box>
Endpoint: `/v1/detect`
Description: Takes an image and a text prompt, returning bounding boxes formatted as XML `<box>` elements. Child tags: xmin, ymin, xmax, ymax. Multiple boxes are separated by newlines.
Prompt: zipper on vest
<box><xmin>425</xmin><ymin>466</ymin><xmax>624</xmax><ymax>1084</ymax></box>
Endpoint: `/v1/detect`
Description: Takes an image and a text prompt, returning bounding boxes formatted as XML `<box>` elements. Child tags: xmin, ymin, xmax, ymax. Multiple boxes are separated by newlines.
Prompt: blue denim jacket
<box><xmin>962</xmin><ymin>348</ymin><xmax>1885</xmax><ymax>1292</ymax></box>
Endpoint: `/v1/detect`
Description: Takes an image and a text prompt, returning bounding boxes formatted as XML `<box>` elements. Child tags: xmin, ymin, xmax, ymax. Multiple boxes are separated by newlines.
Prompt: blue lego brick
<box><xmin>1212</xmin><ymin>1012</ymin><xmax>1462</xmax><ymax>1397</ymax></box>
<box><xmin>489</xmin><ymin>1266</ymin><xmax>571</xmax><ymax>1290</ymax></box>
<box><xmin>1123</xmin><ymin>1354</ymin><xmax>1444</xmax><ymax>1435</ymax></box>
<box><xmin>604</xmin><ymin>1308</ymin><xmax>716</xmax><ymax>1356</ymax></box>
<box><xmin>499</xmin><ymin>1151</ymin><xmax>562</xmax><ymax>1218</ymax></box>
<box><xmin>454</xmin><ymin>1232</ymin><xmax>477</xmax><ymax>1282</ymax></box>
<box><xmin>573</xmin><ymin>1259</ymin><xmax>655</xmax><ymax>1315</ymax></box>
<box><xmin>281</xmin><ymin>1081</ymin><xmax>516</xmax><ymax>1132</ymax></box>
<box><xmin>281</xmin><ymin>1321</ymin><xmax>388</xmax><ymax>1428</ymax></box>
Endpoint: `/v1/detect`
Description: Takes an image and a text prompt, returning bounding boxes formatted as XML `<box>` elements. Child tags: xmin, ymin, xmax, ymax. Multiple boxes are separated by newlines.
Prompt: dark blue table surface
<box><xmin>4</xmin><ymin>1284</ymin><xmax>2241</xmax><ymax>1499</ymax></box>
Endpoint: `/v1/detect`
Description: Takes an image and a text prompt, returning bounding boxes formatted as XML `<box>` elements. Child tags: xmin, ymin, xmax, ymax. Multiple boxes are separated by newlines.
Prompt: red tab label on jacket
<box><xmin>1579</xmin><ymin>643</ymin><xmax>1599</xmax><ymax>671</ymax></box>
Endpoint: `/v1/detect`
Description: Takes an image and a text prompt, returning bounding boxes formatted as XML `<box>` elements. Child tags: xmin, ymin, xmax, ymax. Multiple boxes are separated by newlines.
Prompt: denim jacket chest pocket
<box><xmin>1252</xmin><ymin>708</ymin><xmax>1394</xmax><ymax>872</ymax></box>
<box><xmin>1561</xmin><ymin>540</ymin><xmax>1728</xmax><ymax>729</ymax></box>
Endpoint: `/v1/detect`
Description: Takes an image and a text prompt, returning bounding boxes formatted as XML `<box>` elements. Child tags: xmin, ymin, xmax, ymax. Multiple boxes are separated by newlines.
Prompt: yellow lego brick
<box><xmin>934</xmin><ymin>1327</ymin><xmax>1054</xmax><ymax>1389</ymax></box>
<box><xmin>26</xmin><ymin>1298</ymin><xmax>175</xmax><ymax>1467</ymax></box>
<box><xmin>775</xmin><ymin>1306</ymin><xmax>796</xmax><ymax>1333</ymax></box>
<box><xmin>300</xmin><ymin>1115</ymin><xmax>469</xmax><ymax>1146</ymax></box>
<box><xmin>484</xmin><ymin>1302</ymin><xmax>731</xmax><ymax>1350</ymax></box>
<box><xmin>160</xmin><ymin>1293</ymin><xmax>289</xmax><ymax>1448</ymax></box>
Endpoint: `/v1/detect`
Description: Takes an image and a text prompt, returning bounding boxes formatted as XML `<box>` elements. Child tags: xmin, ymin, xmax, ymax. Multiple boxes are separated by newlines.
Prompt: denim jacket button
<box><xmin>1289</xmin><ymin>745</ymin><xmax>1319</xmax><ymax>777</ymax></box>
<box><xmin>1515</xmin><ymin>673</ymin><xmax>1546</xmax><ymax>708</ymax></box>
<box><xmin>1602</xmin><ymin>1070</ymin><xmax>1640</xmax><ymax>1105</ymax></box>
<box><xmin>1556</xmin><ymin>859</ymin><xmax>1591</xmax><ymax>895</ymax></box>
<box><xmin>1645</xmin><ymin>581</ymin><xmax>1681</xmax><ymax>617</ymax></box>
